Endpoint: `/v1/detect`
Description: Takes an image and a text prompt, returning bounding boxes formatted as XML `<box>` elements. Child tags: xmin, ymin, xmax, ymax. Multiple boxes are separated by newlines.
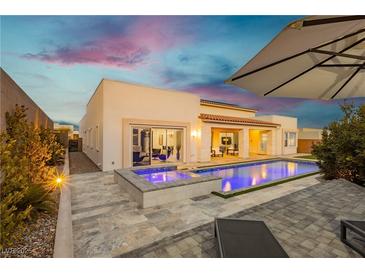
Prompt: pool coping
<box><xmin>192</xmin><ymin>157</ymin><xmax>317</xmax><ymax>172</ymax></box>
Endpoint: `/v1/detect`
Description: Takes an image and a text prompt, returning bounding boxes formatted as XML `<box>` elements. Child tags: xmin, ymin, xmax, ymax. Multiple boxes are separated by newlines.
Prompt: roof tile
<box><xmin>199</xmin><ymin>113</ymin><xmax>280</xmax><ymax>127</ymax></box>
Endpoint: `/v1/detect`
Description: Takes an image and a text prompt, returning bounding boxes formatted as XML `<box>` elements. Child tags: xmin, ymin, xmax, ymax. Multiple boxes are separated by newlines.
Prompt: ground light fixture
<box><xmin>51</xmin><ymin>171</ymin><xmax>67</xmax><ymax>190</ymax></box>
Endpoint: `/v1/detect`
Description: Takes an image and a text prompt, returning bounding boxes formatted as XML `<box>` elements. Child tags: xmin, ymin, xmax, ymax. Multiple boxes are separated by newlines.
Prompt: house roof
<box><xmin>199</xmin><ymin>113</ymin><xmax>280</xmax><ymax>127</ymax></box>
<box><xmin>200</xmin><ymin>99</ymin><xmax>257</xmax><ymax>113</ymax></box>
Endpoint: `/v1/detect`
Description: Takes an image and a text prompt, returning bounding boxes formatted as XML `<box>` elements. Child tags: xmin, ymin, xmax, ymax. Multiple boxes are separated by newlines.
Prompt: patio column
<box><xmin>199</xmin><ymin>123</ymin><xmax>211</xmax><ymax>162</ymax></box>
<box><xmin>239</xmin><ymin>128</ymin><xmax>249</xmax><ymax>158</ymax></box>
<box><xmin>270</xmin><ymin>129</ymin><xmax>277</xmax><ymax>155</ymax></box>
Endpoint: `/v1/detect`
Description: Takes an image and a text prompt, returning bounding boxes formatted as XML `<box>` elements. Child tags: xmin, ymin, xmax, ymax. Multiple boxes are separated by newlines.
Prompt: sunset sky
<box><xmin>1</xmin><ymin>16</ymin><xmax>364</xmax><ymax>127</ymax></box>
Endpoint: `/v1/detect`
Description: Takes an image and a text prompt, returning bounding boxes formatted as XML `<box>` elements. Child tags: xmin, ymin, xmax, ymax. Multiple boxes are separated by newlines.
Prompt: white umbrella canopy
<box><xmin>226</xmin><ymin>16</ymin><xmax>365</xmax><ymax>99</ymax></box>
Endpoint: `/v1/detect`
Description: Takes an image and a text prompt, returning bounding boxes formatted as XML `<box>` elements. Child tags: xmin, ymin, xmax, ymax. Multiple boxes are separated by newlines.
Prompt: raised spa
<box><xmin>133</xmin><ymin>167</ymin><xmax>194</xmax><ymax>184</ymax></box>
<box><xmin>114</xmin><ymin>165</ymin><xmax>220</xmax><ymax>208</ymax></box>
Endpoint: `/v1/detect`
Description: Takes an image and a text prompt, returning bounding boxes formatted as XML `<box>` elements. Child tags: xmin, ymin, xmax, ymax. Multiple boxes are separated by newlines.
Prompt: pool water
<box><xmin>134</xmin><ymin>168</ymin><xmax>192</xmax><ymax>184</ymax></box>
<box><xmin>194</xmin><ymin>160</ymin><xmax>319</xmax><ymax>192</ymax></box>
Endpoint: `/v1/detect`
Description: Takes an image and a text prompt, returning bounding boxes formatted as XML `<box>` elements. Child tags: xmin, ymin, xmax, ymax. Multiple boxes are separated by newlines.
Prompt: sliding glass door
<box><xmin>132</xmin><ymin>127</ymin><xmax>151</xmax><ymax>166</ymax></box>
<box><xmin>132</xmin><ymin>126</ymin><xmax>184</xmax><ymax>166</ymax></box>
<box><xmin>151</xmin><ymin>128</ymin><xmax>184</xmax><ymax>164</ymax></box>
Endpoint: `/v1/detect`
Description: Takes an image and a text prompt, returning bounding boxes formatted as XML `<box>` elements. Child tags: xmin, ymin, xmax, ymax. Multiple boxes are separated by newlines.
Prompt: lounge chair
<box><xmin>214</xmin><ymin>218</ymin><xmax>288</xmax><ymax>258</ymax></box>
<box><xmin>340</xmin><ymin>220</ymin><xmax>365</xmax><ymax>257</ymax></box>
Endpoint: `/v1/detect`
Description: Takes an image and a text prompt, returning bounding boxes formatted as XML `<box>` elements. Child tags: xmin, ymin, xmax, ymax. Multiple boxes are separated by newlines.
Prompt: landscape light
<box><xmin>52</xmin><ymin>172</ymin><xmax>67</xmax><ymax>189</ymax></box>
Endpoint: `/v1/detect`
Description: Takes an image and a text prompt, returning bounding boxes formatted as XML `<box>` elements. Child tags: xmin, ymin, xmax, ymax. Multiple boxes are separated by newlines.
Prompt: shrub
<box><xmin>16</xmin><ymin>184</ymin><xmax>56</xmax><ymax>218</ymax></box>
<box><xmin>0</xmin><ymin>105</ymin><xmax>58</xmax><ymax>248</ymax></box>
<box><xmin>312</xmin><ymin>103</ymin><xmax>365</xmax><ymax>185</ymax></box>
<box><xmin>39</xmin><ymin>128</ymin><xmax>65</xmax><ymax>166</ymax></box>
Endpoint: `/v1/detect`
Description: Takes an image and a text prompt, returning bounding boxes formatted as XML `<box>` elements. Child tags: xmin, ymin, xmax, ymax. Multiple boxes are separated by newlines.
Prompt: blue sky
<box><xmin>1</xmin><ymin>16</ymin><xmax>363</xmax><ymax>127</ymax></box>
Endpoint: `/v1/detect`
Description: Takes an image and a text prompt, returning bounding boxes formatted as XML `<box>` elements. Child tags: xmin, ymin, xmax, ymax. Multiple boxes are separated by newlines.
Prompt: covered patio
<box><xmin>199</xmin><ymin>113</ymin><xmax>280</xmax><ymax>162</ymax></box>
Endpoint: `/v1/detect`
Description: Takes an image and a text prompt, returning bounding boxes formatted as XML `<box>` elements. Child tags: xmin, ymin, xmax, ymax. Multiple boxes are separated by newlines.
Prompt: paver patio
<box><xmin>69</xmin><ymin>152</ymin><xmax>101</xmax><ymax>174</ymax></box>
<box><xmin>121</xmin><ymin>179</ymin><xmax>364</xmax><ymax>258</ymax></box>
<box><xmin>70</xmin><ymin>171</ymin><xmax>342</xmax><ymax>257</ymax></box>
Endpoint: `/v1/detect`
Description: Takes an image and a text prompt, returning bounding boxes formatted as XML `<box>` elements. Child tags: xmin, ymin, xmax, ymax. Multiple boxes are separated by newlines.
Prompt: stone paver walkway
<box><xmin>69</xmin><ymin>152</ymin><xmax>100</xmax><ymax>174</ymax></box>
<box><xmin>71</xmin><ymin>171</ymin><xmax>322</xmax><ymax>257</ymax></box>
<box><xmin>121</xmin><ymin>179</ymin><xmax>365</xmax><ymax>258</ymax></box>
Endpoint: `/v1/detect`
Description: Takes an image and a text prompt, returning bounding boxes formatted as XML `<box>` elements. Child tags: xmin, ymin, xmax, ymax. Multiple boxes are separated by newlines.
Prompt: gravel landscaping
<box><xmin>1</xmin><ymin>192</ymin><xmax>59</xmax><ymax>258</ymax></box>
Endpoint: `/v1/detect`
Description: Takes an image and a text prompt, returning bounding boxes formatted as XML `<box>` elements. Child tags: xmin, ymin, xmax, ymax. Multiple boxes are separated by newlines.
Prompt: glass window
<box><xmin>95</xmin><ymin>126</ymin><xmax>99</xmax><ymax>151</ymax></box>
<box><xmin>132</xmin><ymin>127</ymin><xmax>151</xmax><ymax>166</ymax></box>
<box><xmin>89</xmin><ymin>128</ymin><xmax>93</xmax><ymax>148</ymax></box>
<box><xmin>260</xmin><ymin>133</ymin><xmax>268</xmax><ymax>152</ymax></box>
<box><xmin>151</xmin><ymin>128</ymin><xmax>184</xmax><ymax>164</ymax></box>
<box><xmin>285</xmin><ymin>132</ymin><xmax>296</xmax><ymax>147</ymax></box>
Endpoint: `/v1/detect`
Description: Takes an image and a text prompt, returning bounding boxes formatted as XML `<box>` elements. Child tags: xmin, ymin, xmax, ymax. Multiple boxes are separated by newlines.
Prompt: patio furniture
<box><xmin>227</xmin><ymin>146</ymin><xmax>239</xmax><ymax>156</ymax></box>
<box><xmin>212</xmin><ymin>147</ymin><xmax>223</xmax><ymax>157</ymax></box>
<box><xmin>158</xmin><ymin>154</ymin><xmax>167</xmax><ymax>161</ymax></box>
<box><xmin>340</xmin><ymin>220</ymin><xmax>365</xmax><ymax>257</ymax></box>
<box><xmin>167</xmin><ymin>147</ymin><xmax>173</xmax><ymax>158</ymax></box>
<box><xmin>152</xmin><ymin>148</ymin><xmax>161</xmax><ymax>159</ymax></box>
<box><xmin>214</xmin><ymin>218</ymin><xmax>289</xmax><ymax>258</ymax></box>
<box><xmin>219</xmin><ymin>145</ymin><xmax>226</xmax><ymax>155</ymax></box>
<box><xmin>133</xmin><ymin>152</ymin><xmax>146</xmax><ymax>164</ymax></box>
<box><xmin>168</xmin><ymin>146</ymin><xmax>174</xmax><ymax>155</ymax></box>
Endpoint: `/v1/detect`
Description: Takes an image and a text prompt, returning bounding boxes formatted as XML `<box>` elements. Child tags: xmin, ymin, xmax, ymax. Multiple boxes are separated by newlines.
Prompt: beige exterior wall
<box><xmin>81</xmin><ymin>79</ymin><xmax>200</xmax><ymax>171</ymax></box>
<box><xmin>298</xmin><ymin>128</ymin><xmax>323</xmax><ymax>140</ymax></box>
<box><xmin>79</xmin><ymin>81</ymin><xmax>104</xmax><ymax>169</ymax></box>
<box><xmin>0</xmin><ymin>68</ymin><xmax>53</xmax><ymax>132</ymax></box>
<box><xmin>80</xmin><ymin>79</ymin><xmax>300</xmax><ymax>171</ymax></box>
<box><xmin>297</xmin><ymin>128</ymin><xmax>323</xmax><ymax>154</ymax></box>
<box><xmin>255</xmin><ymin>115</ymin><xmax>298</xmax><ymax>155</ymax></box>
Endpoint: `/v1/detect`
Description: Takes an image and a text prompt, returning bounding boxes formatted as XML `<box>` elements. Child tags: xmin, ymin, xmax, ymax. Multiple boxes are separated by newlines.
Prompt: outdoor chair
<box><xmin>214</xmin><ymin>218</ymin><xmax>288</xmax><ymax>258</ymax></box>
<box><xmin>340</xmin><ymin>220</ymin><xmax>365</xmax><ymax>257</ymax></box>
<box><xmin>212</xmin><ymin>147</ymin><xmax>223</xmax><ymax>157</ymax></box>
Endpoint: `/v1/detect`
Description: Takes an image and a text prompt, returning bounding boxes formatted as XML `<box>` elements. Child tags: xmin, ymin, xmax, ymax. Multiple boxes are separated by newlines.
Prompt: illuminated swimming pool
<box><xmin>133</xmin><ymin>167</ymin><xmax>193</xmax><ymax>184</ymax></box>
<box><xmin>194</xmin><ymin>160</ymin><xmax>319</xmax><ymax>192</ymax></box>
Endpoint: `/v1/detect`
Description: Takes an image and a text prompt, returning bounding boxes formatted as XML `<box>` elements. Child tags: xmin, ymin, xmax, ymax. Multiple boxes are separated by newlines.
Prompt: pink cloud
<box><xmin>22</xmin><ymin>17</ymin><xmax>193</xmax><ymax>69</ymax></box>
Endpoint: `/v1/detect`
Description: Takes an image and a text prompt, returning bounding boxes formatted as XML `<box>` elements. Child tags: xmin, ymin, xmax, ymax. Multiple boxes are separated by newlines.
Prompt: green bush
<box><xmin>39</xmin><ymin>128</ymin><xmax>65</xmax><ymax>166</ymax></box>
<box><xmin>0</xmin><ymin>105</ymin><xmax>59</xmax><ymax>248</ymax></box>
<box><xmin>16</xmin><ymin>184</ymin><xmax>56</xmax><ymax>218</ymax></box>
<box><xmin>312</xmin><ymin>103</ymin><xmax>365</xmax><ymax>185</ymax></box>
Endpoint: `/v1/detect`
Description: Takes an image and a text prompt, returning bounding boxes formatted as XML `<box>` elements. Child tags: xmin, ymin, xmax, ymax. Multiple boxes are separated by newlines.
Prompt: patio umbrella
<box><xmin>226</xmin><ymin>16</ymin><xmax>365</xmax><ymax>99</ymax></box>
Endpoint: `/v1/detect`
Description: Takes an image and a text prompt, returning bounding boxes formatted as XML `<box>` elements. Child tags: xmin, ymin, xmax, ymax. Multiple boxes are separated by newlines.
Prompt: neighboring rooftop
<box><xmin>199</xmin><ymin>113</ymin><xmax>280</xmax><ymax>127</ymax></box>
<box><xmin>200</xmin><ymin>99</ymin><xmax>257</xmax><ymax>113</ymax></box>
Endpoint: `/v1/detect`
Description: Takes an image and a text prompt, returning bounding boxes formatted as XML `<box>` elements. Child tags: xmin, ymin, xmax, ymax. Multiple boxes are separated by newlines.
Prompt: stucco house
<box><xmin>297</xmin><ymin>128</ymin><xmax>323</xmax><ymax>153</ymax></box>
<box><xmin>79</xmin><ymin>79</ymin><xmax>298</xmax><ymax>171</ymax></box>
